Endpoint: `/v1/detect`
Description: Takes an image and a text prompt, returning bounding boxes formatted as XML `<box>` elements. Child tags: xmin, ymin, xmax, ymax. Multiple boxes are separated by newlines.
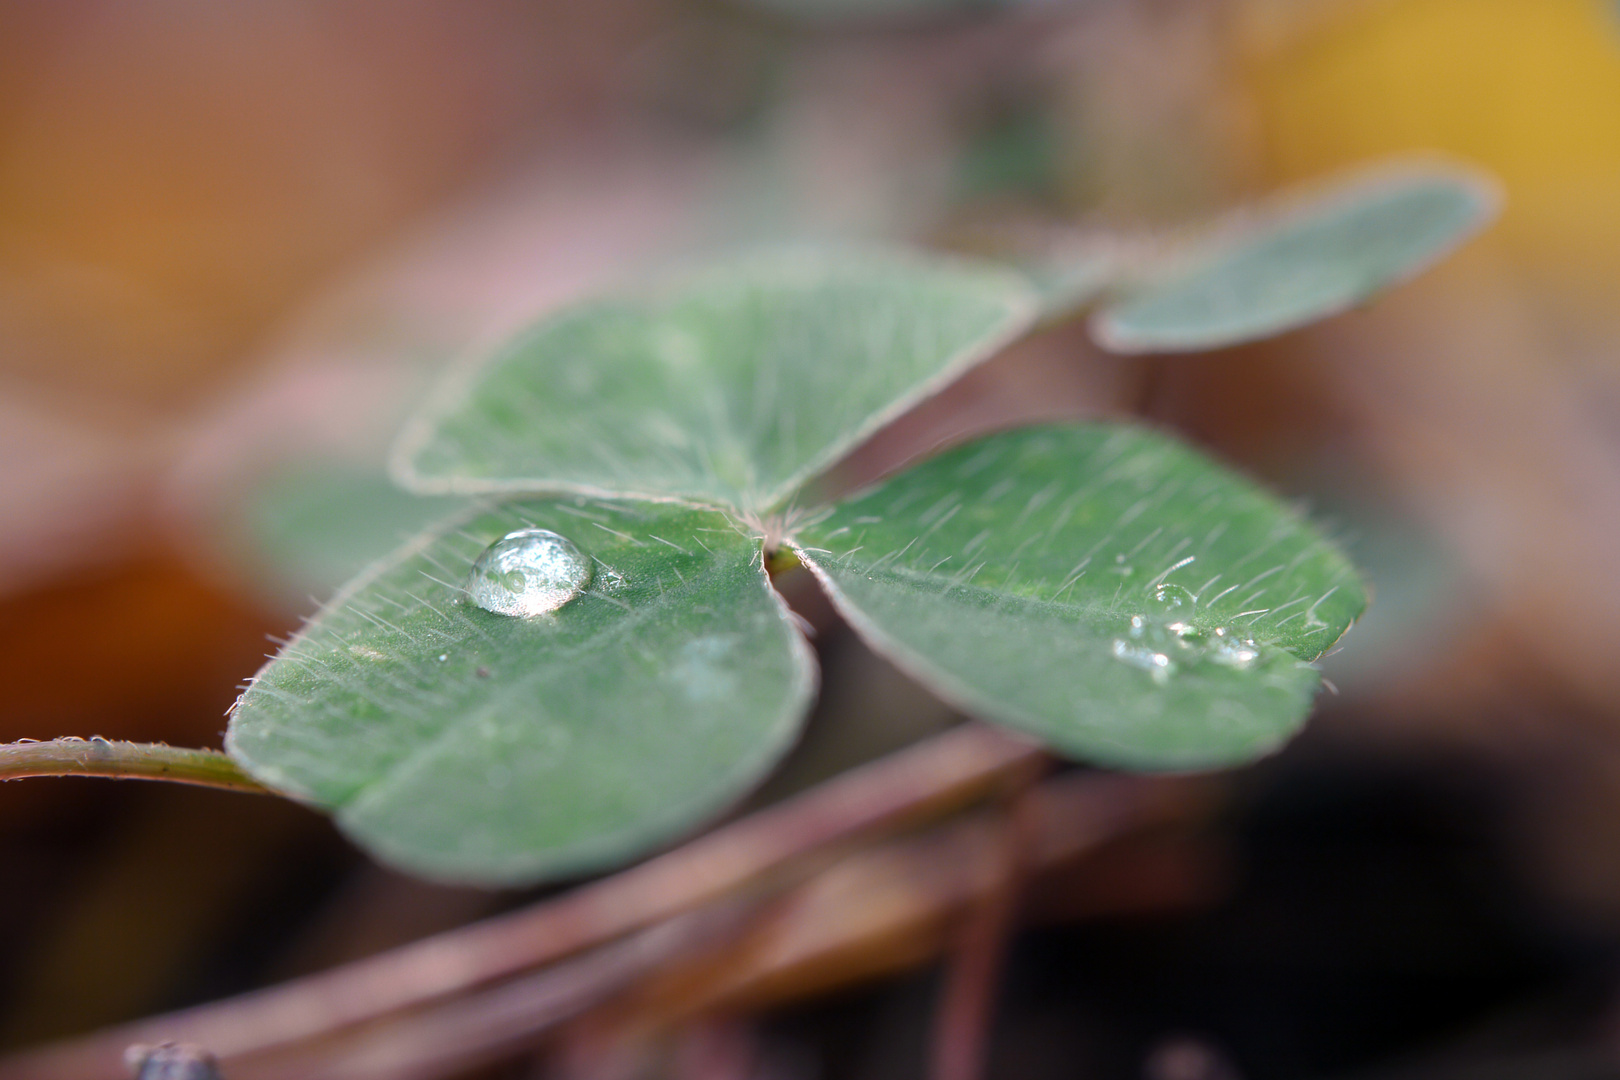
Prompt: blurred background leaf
<box><xmin>220</xmin><ymin>462</ymin><xmax>467</xmax><ymax>608</ymax></box>
<box><xmin>1091</xmin><ymin>164</ymin><xmax>1497</xmax><ymax>352</ymax></box>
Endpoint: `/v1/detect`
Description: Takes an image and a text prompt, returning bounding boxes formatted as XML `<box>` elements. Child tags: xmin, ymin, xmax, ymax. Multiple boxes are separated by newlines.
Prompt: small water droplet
<box><xmin>1112</xmin><ymin>638</ymin><xmax>1176</xmax><ymax>685</ymax></box>
<box><xmin>1152</xmin><ymin>583</ymin><xmax>1196</xmax><ymax>612</ymax></box>
<box><xmin>466</xmin><ymin>528</ymin><xmax>592</xmax><ymax>617</ymax></box>
<box><xmin>595</xmin><ymin>563</ymin><xmax>628</xmax><ymax>592</ymax></box>
<box><xmin>1165</xmin><ymin>621</ymin><xmax>1210</xmax><ymax>650</ymax></box>
<box><xmin>1207</xmin><ymin>628</ymin><xmax>1261</xmax><ymax>669</ymax></box>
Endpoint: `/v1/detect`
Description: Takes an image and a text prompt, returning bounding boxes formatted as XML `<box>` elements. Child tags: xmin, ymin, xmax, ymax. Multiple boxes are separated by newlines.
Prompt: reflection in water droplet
<box><xmin>594</xmin><ymin>561</ymin><xmax>628</xmax><ymax>592</ymax></box>
<box><xmin>1207</xmin><ymin>627</ymin><xmax>1261</xmax><ymax>669</ymax></box>
<box><xmin>1112</xmin><ymin>638</ymin><xmax>1175</xmax><ymax>685</ymax></box>
<box><xmin>1152</xmin><ymin>583</ymin><xmax>1197</xmax><ymax>612</ymax></box>
<box><xmin>1165</xmin><ymin>621</ymin><xmax>1202</xmax><ymax>641</ymax></box>
<box><xmin>1112</xmin><ymin>616</ymin><xmax>1267</xmax><ymax>682</ymax></box>
<box><xmin>466</xmin><ymin>528</ymin><xmax>592</xmax><ymax>617</ymax></box>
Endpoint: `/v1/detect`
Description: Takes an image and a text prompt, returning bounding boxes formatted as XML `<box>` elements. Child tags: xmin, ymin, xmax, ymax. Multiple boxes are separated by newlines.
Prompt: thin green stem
<box><xmin>0</xmin><ymin>738</ymin><xmax>271</xmax><ymax>794</ymax></box>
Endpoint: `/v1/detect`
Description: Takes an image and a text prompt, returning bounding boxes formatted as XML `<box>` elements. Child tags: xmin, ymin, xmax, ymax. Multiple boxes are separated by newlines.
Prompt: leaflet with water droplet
<box><xmin>466</xmin><ymin>528</ymin><xmax>592</xmax><ymax>617</ymax></box>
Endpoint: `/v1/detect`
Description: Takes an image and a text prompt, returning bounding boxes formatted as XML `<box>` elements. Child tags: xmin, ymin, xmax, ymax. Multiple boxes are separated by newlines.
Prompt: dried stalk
<box><xmin>930</xmin><ymin>787</ymin><xmax>1041</xmax><ymax>1080</ymax></box>
<box><xmin>538</xmin><ymin>771</ymin><xmax>1213</xmax><ymax>1066</ymax></box>
<box><xmin>249</xmin><ymin>771</ymin><xmax>1201</xmax><ymax>1080</ymax></box>
<box><xmin>231</xmin><ymin>901</ymin><xmax>765</xmax><ymax>1080</ymax></box>
<box><xmin>0</xmin><ymin>723</ymin><xmax>1044</xmax><ymax>1080</ymax></box>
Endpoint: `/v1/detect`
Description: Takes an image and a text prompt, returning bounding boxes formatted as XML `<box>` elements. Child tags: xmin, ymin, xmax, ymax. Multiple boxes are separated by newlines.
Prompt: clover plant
<box><xmin>220</xmin><ymin>162</ymin><xmax>1497</xmax><ymax>884</ymax></box>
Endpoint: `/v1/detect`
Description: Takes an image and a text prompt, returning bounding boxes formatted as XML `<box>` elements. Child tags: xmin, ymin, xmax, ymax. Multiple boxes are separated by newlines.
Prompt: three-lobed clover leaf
<box><xmin>228</xmin><ymin>181</ymin><xmax>1488</xmax><ymax>885</ymax></box>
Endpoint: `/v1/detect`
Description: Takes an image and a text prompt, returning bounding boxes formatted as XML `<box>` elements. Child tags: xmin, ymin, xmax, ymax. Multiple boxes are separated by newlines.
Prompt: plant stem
<box><xmin>0</xmin><ymin>739</ymin><xmax>270</xmax><ymax>794</ymax></box>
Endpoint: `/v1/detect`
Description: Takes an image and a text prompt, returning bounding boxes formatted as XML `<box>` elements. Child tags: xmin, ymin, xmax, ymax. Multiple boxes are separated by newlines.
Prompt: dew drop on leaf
<box><xmin>1207</xmin><ymin>627</ymin><xmax>1261</xmax><ymax>669</ymax></box>
<box><xmin>1112</xmin><ymin>612</ymin><xmax>1267</xmax><ymax>684</ymax></box>
<box><xmin>1112</xmin><ymin>637</ymin><xmax>1176</xmax><ymax>685</ymax></box>
<box><xmin>1151</xmin><ymin>583</ymin><xmax>1196</xmax><ymax>612</ymax></box>
<box><xmin>465</xmin><ymin>528</ymin><xmax>592</xmax><ymax>617</ymax></box>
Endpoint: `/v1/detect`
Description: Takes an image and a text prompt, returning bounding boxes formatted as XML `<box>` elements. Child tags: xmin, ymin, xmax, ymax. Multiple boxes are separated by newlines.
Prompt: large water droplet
<box><xmin>466</xmin><ymin>528</ymin><xmax>591</xmax><ymax>617</ymax></box>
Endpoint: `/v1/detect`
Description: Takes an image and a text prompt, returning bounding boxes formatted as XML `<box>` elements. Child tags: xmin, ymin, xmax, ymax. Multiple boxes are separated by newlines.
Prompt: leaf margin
<box><xmin>387</xmin><ymin>243</ymin><xmax>1043</xmax><ymax>515</ymax></box>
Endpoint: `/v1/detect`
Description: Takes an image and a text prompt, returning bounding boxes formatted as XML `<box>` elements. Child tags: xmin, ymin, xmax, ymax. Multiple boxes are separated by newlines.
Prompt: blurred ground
<box><xmin>6</xmin><ymin>1</ymin><xmax>1620</xmax><ymax>1077</ymax></box>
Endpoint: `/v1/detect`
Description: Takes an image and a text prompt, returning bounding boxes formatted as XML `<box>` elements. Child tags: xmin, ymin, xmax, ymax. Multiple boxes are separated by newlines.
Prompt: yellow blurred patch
<box><xmin>1239</xmin><ymin>0</ymin><xmax>1620</xmax><ymax>299</ymax></box>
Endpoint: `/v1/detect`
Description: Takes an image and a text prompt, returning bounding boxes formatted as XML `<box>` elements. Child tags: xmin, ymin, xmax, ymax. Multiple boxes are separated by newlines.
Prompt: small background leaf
<box><xmin>228</xmin><ymin>497</ymin><xmax>815</xmax><ymax>885</ymax></box>
<box><xmin>393</xmin><ymin>246</ymin><xmax>1036</xmax><ymax>514</ymax></box>
<box><xmin>1091</xmin><ymin>163</ymin><xmax>1499</xmax><ymax>353</ymax></box>
<box><xmin>226</xmin><ymin>461</ymin><xmax>467</xmax><ymax>604</ymax></box>
<box><xmin>793</xmin><ymin>424</ymin><xmax>1365</xmax><ymax>770</ymax></box>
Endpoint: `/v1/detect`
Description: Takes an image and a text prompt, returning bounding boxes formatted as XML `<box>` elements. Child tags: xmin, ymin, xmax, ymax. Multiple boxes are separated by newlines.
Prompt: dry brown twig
<box><xmin>533</xmin><ymin>771</ymin><xmax>1215</xmax><ymax>1080</ymax></box>
<box><xmin>930</xmin><ymin>776</ymin><xmax>1046</xmax><ymax>1080</ymax></box>
<box><xmin>237</xmin><ymin>901</ymin><xmax>771</xmax><ymax>1080</ymax></box>
<box><xmin>0</xmin><ymin>724</ymin><xmax>1045</xmax><ymax>1080</ymax></box>
<box><xmin>0</xmin><ymin>724</ymin><xmax>1217</xmax><ymax>1080</ymax></box>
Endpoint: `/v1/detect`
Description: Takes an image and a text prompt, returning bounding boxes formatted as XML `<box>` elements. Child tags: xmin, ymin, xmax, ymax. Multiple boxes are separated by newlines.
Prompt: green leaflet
<box><xmin>792</xmin><ymin>425</ymin><xmax>1365</xmax><ymax>770</ymax></box>
<box><xmin>228</xmin><ymin>497</ymin><xmax>815</xmax><ymax>884</ymax></box>
<box><xmin>1092</xmin><ymin>165</ymin><xmax>1498</xmax><ymax>353</ymax></box>
<box><xmin>392</xmin><ymin>246</ymin><xmax>1037</xmax><ymax>514</ymax></box>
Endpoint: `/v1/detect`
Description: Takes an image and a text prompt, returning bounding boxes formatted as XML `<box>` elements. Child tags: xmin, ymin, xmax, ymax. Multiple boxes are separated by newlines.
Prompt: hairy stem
<box><xmin>0</xmin><ymin>739</ymin><xmax>270</xmax><ymax>794</ymax></box>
